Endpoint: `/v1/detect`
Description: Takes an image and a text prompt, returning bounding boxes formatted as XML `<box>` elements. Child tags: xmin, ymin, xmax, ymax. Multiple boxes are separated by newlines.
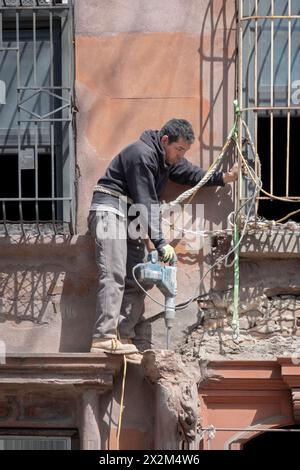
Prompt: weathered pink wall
<box><xmin>199</xmin><ymin>359</ymin><xmax>298</xmax><ymax>450</ymax></box>
<box><xmin>74</xmin><ymin>0</ymin><xmax>237</xmax><ymax>350</ymax></box>
<box><xmin>0</xmin><ymin>0</ymin><xmax>237</xmax><ymax>357</ymax></box>
<box><xmin>1</xmin><ymin>0</ymin><xmax>299</xmax><ymax>452</ymax></box>
<box><xmin>75</xmin><ymin>0</ymin><xmax>236</xmax><ymax>235</ymax></box>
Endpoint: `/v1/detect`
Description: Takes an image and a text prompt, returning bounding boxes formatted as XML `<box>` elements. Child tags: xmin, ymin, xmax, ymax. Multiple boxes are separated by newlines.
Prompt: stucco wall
<box><xmin>1</xmin><ymin>0</ymin><xmax>300</xmax><ymax>452</ymax></box>
<box><xmin>0</xmin><ymin>0</ymin><xmax>237</xmax><ymax>354</ymax></box>
<box><xmin>73</xmin><ymin>0</ymin><xmax>237</xmax><ymax>351</ymax></box>
<box><xmin>74</xmin><ymin>0</ymin><xmax>236</xmax><ymax>234</ymax></box>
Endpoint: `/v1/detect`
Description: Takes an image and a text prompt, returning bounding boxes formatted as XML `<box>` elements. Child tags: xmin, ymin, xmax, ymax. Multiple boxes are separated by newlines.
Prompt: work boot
<box><xmin>90</xmin><ymin>337</ymin><xmax>138</xmax><ymax>355</ymax></box>
<box><xmin>120</xmin><ymin>339</ymin><xmax>144</xmax><ymax>364</ymax></box>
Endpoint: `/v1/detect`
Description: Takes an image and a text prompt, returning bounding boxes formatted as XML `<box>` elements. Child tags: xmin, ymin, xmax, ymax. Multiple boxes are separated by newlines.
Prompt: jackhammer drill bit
<box><xmin>166</xmin><ymin>328</ymin><xmax>171</xmax><ymax>350</ymax></box>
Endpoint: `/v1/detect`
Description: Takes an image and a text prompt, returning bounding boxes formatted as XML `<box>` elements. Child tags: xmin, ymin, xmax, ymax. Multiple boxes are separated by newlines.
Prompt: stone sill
<box><xmin>203</xmin><ymin>357</ymin><xmax>300</xmax><ymax>390</ymax></box>
<box><xmin>0</xmin><ymin>353</ymin><xmax>122</xmax><ymax>391</ymax></box>
<box><xmin>0</xmin><ymin>235</ymin><xmax>95</xmax><ymax>269</ymax></box>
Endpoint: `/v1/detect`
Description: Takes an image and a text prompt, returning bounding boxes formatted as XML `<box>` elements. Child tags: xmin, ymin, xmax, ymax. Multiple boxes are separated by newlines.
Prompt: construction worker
<box><xmin>88</xmin><ymin>119</ymin><xmax>238</xmax><ymax>358</ymax></box>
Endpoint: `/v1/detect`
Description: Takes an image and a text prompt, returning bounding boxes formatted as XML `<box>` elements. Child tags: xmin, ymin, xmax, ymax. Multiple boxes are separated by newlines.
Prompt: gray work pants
<box><xmin>88</xmin><ymin>210</ymin><xmax>147</xmax><ymax>339</ymax></box>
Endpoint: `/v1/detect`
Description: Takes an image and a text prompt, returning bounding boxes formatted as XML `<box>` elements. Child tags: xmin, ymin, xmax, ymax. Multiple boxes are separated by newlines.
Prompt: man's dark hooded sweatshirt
<box><xmin>91</xmin><ymin>130</ymin><xmax>225</xmax><ymax>252</ymax></box>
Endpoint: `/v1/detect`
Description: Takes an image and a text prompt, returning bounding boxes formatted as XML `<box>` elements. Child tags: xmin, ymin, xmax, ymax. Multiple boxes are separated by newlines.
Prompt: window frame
<box><xmin>237</xmin><ymin>0</ymin><xmax>300</xmax><ymax>220</ymax></box>
<box><xmin>0</xmin><ymin>0</ymin><xmax>75</xmax><ymax>235</ymax></box>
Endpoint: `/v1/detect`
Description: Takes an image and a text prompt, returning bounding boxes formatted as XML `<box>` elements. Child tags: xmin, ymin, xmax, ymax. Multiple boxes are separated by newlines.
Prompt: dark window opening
<box><xmin>243</xmin><ymin>425</ymin><xmax>300</xmax><ymax>450</ymax></box>
<box><xmin>257</xmin><ymin>116</ymin><xmax>300</xmax><ymax>222</ymax></box>
<box><xmin>0</xmin><ymin>152</ymin><xmax>63</xmax><ymax>221</ymax></box>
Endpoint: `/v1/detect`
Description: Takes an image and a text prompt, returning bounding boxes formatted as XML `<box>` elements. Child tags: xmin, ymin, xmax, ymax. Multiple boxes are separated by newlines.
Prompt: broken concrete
<box><xmin>178</xmin><ymin>294</ymin><xmax>300</xmax><ymax>361</ymax></box>
<box><xmin>142</xmin><ymin>350</ymin><xmax>204</xmax><ymax>449</ymax></box>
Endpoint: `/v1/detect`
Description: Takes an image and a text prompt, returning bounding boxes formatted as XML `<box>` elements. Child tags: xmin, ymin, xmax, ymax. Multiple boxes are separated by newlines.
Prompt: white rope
<box><xmin>165</xmin><ymin>124</ymin><xmax>237</xmax><ymax>209</ymax></box>
<box><xmin>93</xmin><ymin>184</ymin><xmax>134</xmax><ymax>204</ymax></box>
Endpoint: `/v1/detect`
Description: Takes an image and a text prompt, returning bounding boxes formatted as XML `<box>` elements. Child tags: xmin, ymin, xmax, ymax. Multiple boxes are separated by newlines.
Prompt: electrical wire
<box><xmin>145</xmin><ymin>287</ymin><xmax>233</xmax><ymax>324</ymax></box>
<box><xmin>132</xmin><ymin>113</ymin><xmax>262</xmax><ymax>314</ymax></box>
<box><xmin>276</xmin><ymin>208</ymin><xmax>300</xmax><ymax>223</ymax></box>
<box><xmin>132</xmin><ymin>110</ymin><xmax>298</xmax><ymax>327</ymax></box>
<box><xmin>132</xmin><ymin>178</ymin><xmax>259</xmax><ymax>313</ymax></box>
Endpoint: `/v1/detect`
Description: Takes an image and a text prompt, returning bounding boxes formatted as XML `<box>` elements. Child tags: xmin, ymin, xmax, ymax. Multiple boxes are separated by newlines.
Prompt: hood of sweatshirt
<box><xmin>139</xmin><ymin>130</ymin><xmax>169</xmax><ymax>168</ymax></box>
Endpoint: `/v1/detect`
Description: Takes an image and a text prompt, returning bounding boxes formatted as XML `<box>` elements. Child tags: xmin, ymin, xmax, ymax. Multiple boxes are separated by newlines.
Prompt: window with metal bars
<box><xmin>238</xmin><ymin>0</ymin><xmax>300</xmax><ymax>222</ymax></box>
<box><xmin>0</xmin><ymin>428</ymin><xmax>79</xmax><ymax>450</ymax></box>
<box><xmin>0</xmin><ymin>435</ymin><xmax>71</xmax><ymax>450</ymax></box>
<box><xmin>0</xmin><ymin>0</ymin><xmax>75</xmax><ymax>235</ymax></box>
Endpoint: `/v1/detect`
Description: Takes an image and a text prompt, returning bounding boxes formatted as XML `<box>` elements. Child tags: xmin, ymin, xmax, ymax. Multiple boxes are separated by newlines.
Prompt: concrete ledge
<box><xmin>203</xmin><ymin>358</ymin><xmax>300</xmax><ymax>391</ymax></box>
<box><xmin>0</xmin><ymin>353</ymin><xmax>122</xmax><ymax>391</ymax></box>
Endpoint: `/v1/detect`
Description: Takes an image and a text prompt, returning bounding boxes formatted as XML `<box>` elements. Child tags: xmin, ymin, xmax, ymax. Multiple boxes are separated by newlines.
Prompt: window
<box><xmin>0</xmin><ymin>0</ymin><xmax>75</xmax><ymax>235</ymax></box>
<box><xmin>0</xmin><ymin>435</ymin><xmax>71</xmax><ymax>450</ymax></box>
<box><xmin>238</xmin><ymin>0</ymin><xmax>300</xmax><ymax>222</ymax></box>
<box><xmin>0</xmin><ymin>428</ymin><xmax>79</xmax><ymax>450</ymax></box>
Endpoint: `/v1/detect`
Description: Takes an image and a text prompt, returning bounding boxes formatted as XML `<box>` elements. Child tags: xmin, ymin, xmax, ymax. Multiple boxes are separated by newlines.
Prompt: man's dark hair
<box><xmin>159</xmin><ymin>118</ymin><xmax>195</xmax><ymax>144</ymax></box>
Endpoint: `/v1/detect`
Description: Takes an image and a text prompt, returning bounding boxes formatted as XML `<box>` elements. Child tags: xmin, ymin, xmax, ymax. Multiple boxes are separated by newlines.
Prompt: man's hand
<box><xmin>223</xmin><ymin>162</ymin><xmax>247</xmax><ymax>184</ymax></box>
<box><xmin>159</xmin><ymin>244</ymin><xmax>175</xmax><ymax>263</ymax></box>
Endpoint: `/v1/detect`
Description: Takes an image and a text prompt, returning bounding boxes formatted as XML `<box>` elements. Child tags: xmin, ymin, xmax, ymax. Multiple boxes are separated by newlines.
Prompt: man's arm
<box><xmin>169</xmin><ymin>158</ymin><xmax>239</xmax><ymax>186</ymax></box>
<box><xmin>168</xmin><ymin>158</ymin><xmax>224</xmax><ymax>186</ymax></box>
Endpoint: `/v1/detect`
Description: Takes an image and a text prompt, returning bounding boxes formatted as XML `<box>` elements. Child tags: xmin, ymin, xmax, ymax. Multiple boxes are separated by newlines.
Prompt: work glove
<box><xmin>160</xmin><ymin>244</ymin><xmax>175</xmax><ymax>263</ymax></box>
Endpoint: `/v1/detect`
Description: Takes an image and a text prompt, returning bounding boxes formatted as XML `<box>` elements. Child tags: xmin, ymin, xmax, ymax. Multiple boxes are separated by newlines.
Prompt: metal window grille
<box><xmin>0</xmin><ymin>0</ymin><xmax>75</xmax><ymax>235</ymax></box>
<box><xmin>237</xmin><ymin>0</ymin><xmax>300</xmax><ymax>219</ymax></box>
<box><xmin>0</xmin><ymin>435</ymin><xmax>71</xmax><ymax>450</ymax></box>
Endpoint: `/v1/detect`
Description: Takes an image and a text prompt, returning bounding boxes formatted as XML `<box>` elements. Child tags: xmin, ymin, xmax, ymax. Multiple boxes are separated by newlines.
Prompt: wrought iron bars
<box><xmin>0</xmin><ymin>0</ymin><xmax>75</xmax><ymax>235</ymax></box>
<box><xmin>237</xmin><ymin>0</ymin><xmax>300</xmax><ymax>215</ymax></box>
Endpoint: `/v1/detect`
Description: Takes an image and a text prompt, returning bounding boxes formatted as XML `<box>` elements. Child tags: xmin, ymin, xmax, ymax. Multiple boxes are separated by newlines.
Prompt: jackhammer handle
<box><xmin>169</xmin><ymin>251</ymin><xmax>177</xmax><ymax>266</ymax></box>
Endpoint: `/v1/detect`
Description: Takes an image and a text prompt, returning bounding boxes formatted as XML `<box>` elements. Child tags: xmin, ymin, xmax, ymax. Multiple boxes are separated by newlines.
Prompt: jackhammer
<box><xmin>133</xmin><ymin>250</ymin><xmax>177</xmax><ymax>349</ymax></box>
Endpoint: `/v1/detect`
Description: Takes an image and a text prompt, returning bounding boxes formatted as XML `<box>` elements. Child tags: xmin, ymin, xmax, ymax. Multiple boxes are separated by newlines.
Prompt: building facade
<box><xmin>0</xmin><ymin>0</ymin><xmax>300</xmax><ymax>450</ymax></box>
